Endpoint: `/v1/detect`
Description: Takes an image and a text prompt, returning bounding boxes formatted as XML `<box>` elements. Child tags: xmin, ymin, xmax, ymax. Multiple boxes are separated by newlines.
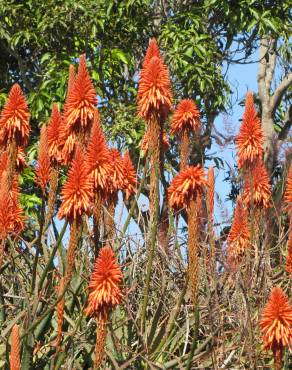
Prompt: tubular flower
<box><xmin>67</xmin><ymin>64</ymin><xmax>76</xmax><ymax>96</ymax></box>
<box><xmin>87</xmin><ymin>111</ymin><xmax>112</xmax><ymax>191</ymax></box>
<box><xmin>140</xmin><ymin>129</ymin><xmax>169</xmax><ymax>155</ymax></box>
<box><xmin>243</xmin><ymin>159</ymin><xmax>271</xmax><ymax>209</ymax></box>
<box><xmin>105</xmin><ymin>149</ymin><xmax>126</xmax><ymax>197</ymax></box>
<box><xmin>260</xmin><ymin>287</ymin><xmax>292</xmax><ymax>355</ymax></box>
<box><xmin>10</xmin><ymin>324</ymin><xmax>21</xmax><ymax>370</ymax></box>
<box><xmin>60</xmin><ymin>130</ymin><xmax>77</xmax><ymax>165</ymax></box>
<box><xmin>207</xmin><ymin>167</ymin><xmax>215</xmax><ymax>221</ymax></box>
<box><xmin>236</xmin><ymin>91</ymin><xmax>264</xmax><ymax>169</ymax></box>
<box><xmin>15</xmin><ymin>148</ymin><xmax>27</xmax><ymax>172</ymax></box>
<box><xmin>63</xmin><ymin>54</ymin><xmax>97</xmax><ymax>131</ymax></box>
<box><xmin>142</xmin><ymin>38</ymin><xmax>162</xmax><ymax>68</ymax></box>
<box><xmin>286</xmin><ymin>220</ymin><xmax>292</xmax><ymax>276</ymax></box>
<box><xmin>9</xmin><ymin>178</ymin><xmax>24</xmax><ymax>236</ymax></box>
<box><xmin>58</xmin><ymin>147</ymin><xmax>93</xmax><ymax>223</ymax></box>
<box><xmin>35</xmin><ymin>125</ymin><xmax>51</xmax><ymax>194</ymax></box>
<box><xmin>85</xmin><ymin>246</ymin><xmax>123</xmax><ymax>320</ymax></box>
<box><xmin>168</xmin><ymin>165</ymin><xmax>207</xmax><ymax>210</ymax></box>
<box><xmin>121</xmin><ymin>151</ymin><xmax>137</xmax><ymax>199</ymax></box>
<box><xmin>47</xmin><ymin>103</ymin><xmax>63</xmax><ymax>163</ymax></box>
<box><xmin>138</xmin><ymin>56</ymin><xmax>172</xmax><ymax>121</ymax></box>
<box><xmin>284</xmin><ymin>165</ymin><xmax>292</xmax><ymax>210</ymax></box>
<box><xmin>227</xmin><ymin>198</ymin><xmax>250</xmax><ymax>260</ymax></box>
<box><xmin>0</xmin><ymin>148</ymin><xmax>26</xmax><ymax>174</ymax></box>
<box><xmin>171</xmin><ymin>99</ymin><xmax>201</xmax><ymax>135</ymax></box>
<box><xmin>0</xmin><ymin>173</ymin><xmax>24</xmax><ymax>240</ymax></box>
<box><xmin>0</xmin><ymin>84</ymin><xmax>30</xmax><ymax>147</ymax></box>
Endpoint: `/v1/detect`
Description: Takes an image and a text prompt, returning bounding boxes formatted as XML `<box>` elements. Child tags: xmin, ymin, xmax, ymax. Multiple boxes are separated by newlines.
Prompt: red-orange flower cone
<box><xmin>87</xmin><ymin>111</ymin><xmax>112</xmax><ymax>192</ymax></box>
<box><xmin>171</xmin><ymin>99</ymin><xmax>201</xmax><ymax>135</ymax></box>
<box><xmin>121</xmin><ymin>151</ymin><xmax>137</xmax><ymax>199</ymax></box>
<box><xmin>260</xmin><ymin>287</ymin><xmax>292</xmax><ymax>369</ymax></box>
<box><xmin>0</xmin><ymin>172</ymin><xmax>24</xmax><ymax>242</ymax></box>
<box><xmin>0</xmin><ymin>84</ymin><xmax>30</xmax><ymax>148</ymax></box>
<box><xmin>142</xmin><ymin>38</ymin><xmax>162</xmax><ymax>68</ymax></box>
<box><xmin>85</xmin><ymin>248</ymin><xmax>123</xmax><ymax>368</ymax></box>
<box><xmin>105</xmin><ymin>149</ymin><xmax>126</xmax><ymax>197</ymax></box>
<box><xmin>169</xmin><ymin>166</ymin><xmax>206</xmax><ymax>306</ymax></box>
<box><xmin>10</xmin><ymin>324</ymin><xmax>21</xmax><ymax>370</ymax></box>
<box><xmin>47</xmin><ymin>103</ymin><xmax>63</xmax><ymax>163</ymax></box>
<box><xmin>60</xmin><ymin>130</ymin><xmax>77</xmax><ymax>165</ymax></box>
<box><xmin>243</xmin><ymin>159</ymin><xmax>271</xmax><ymax>209</ymax></box>
<box><xmin>58</xmin><ymin>146</ymin><xmax>92</xmax><ymax>223</ymax></box>
<box><xmin>284</xmin><ymin>165</ymin><xmax>292</xmax><ymax>211</ymax></box>
<box><xmin>168</xmin><ymin>165</ymin><xmax>207</xmax><ymax>210</ymax></box>
<box><xmin>85</xmin><ymin>246</ymin><xmax>123</xmax><ymax>320</ymax></box>
<box><xmin>67</xmin><ymin>64</ymin><xmax>76</xmax><ymax>96</ymax></box>
<box><xmin>63</xmin><ymin>54</ymin><xmax>97</xmax><ymax>131</ymax></box>
<box><xmin>138</xmin><ymin>56</ymin><xmax>172</xmax><ymax>121</ymax></box>
<box><xmin>236</xmin><ymin>91</ymin><xmax>264</xmax><ymax>169</ymax></box>
<box><xmin>227</xmin><ymin>197</ymin><xmax>250</xmax><ymax>261</ymax></box>
<box><xmin>35</xmin><ymin>125</ymin><xmax>51</xmax><ymax>194</ymax></box>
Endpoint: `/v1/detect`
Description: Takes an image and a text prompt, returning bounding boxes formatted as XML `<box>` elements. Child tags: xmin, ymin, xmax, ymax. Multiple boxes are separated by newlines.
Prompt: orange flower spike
<box><xmin>35</xmin><ymin>125</ymin><xmax>51</xmax><ymax>194</ymax></box>
<box><xmin>141</xmin><ymin>129</ymin><xmax>169</xmax><ymax>155</ymax></box>
<box><xmin>0</xmin><ymin>173</ymin><xmax>23</xmax><ymax>240</ymax></box>
<box><xmin>168</xmin><ymin>165</ymin><xmax>207</xmax><ymax>210</ymax></box>
<box><xmin>236</xmin><ymin>91</ymin><xmax>264</xmax><ymax>169</ymax></box>
<box><xmin>122</xmin><ymin>151</ymin><xmax>137</xmax><ymax>199</ymax></box>
<box><xmin>261</xmin><ymin>287</ymin><xmax>292</xmax><ymax>367</ymax></box>
<box><xmin>171</xmin><ymin>99</ymin><xmax>201</xmax><ymax>135</ymax></box>
<box><xmin>227</xmin><ymin>198</ymin><xmax>250</xmax><ymax>260</ymax></box>
<box><xmin>85</xmin><ymin>246</ymin><xmax>123</xmax><ymax>320</ymax></box>
<box><xmin>47</xmin><ymin>104</ymin><xmax>63</xmax><ymax>163</ymax></box>
<box><xmin>142</xmin><ymin>38</ymin><xmax>162</xmax><ymax>68</ymax></box>
<box><xmin>10</xmin><ymin>324</ymin><xmax>21</xmax><ymax>370</ymax></box>
<box><xmin>87</xmin><ymin>111</ymin><xmax>112</xmax><ymax>191</ymax></box>
<box><xmin>64</xmin><ymin>54</ymin><xmax>97</xmax><ymax>130</ymax></box>
<box><xmin>58</xmin><ymin>146</ymin><xmax>93</xmax><ymax>223</ymax></box>
<box><xmin>207</xmin><ymin>167</ymin><xmax>215</xmax><ymax>221</ymax></box>
<box><xmin>0</xmin><ymin>84</ymin><xmax>30</xmax><ymax>147</ymax></box>
<box><xmin>67</xmin><ymin>64</ymin><xmax>76</xmax><ymax>96</ymax></box>
<box><xmin>243</xmin><ymin>159</ymin><xmax>271</xmax><ymax>209</ymax></box>
<box><xmin>286</xmin><ymin>220</ymin><xmax>292</xmax><ymax>275</ymax></box>
<box><xmin>10</xmin><ymin>178</ymin><xmax>24</xmax><ymax>236</ymax></box>
<box><xmin>284</xmin><ymin>165</ymin><xmax>292</xmax><ymax>210</ymax></box>
<box><xmin>107</xmin><ymin>149</ymin><xmax>126</xmax><ymax>195</ymax></box>
<box><xmin>138</xmin><ymin>56</ymin><xmax>172</xmax><ymax>121</ymax></box>
<box><xmin>59</xmin><ymin>130</ymin><xmax>77</xmax><ymax>166</ymax></box>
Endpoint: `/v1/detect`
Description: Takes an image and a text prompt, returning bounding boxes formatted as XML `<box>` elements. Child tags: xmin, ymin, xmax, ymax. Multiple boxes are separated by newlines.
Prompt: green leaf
<box><xmin>111</xmin><ymin>49</ymin><xmax>128</xmax><ymax>64</ymax></box>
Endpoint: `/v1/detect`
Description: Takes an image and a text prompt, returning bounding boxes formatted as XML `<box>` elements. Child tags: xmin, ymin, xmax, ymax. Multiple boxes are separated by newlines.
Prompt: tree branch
<box><xmin>278</xmin><ymin>105</ymin><xmax>292</xmax><ymax>141</ymax></box>
<box><xmin>265</xmin><ymin>39</ymin><xmax>277</xmax><ymax>92</ymax></box>
<box><xmin>257</xmin><ymin>36</ymin><xmax>269</xmax><ymax>106</ymax></box>
<box><xmin>270</xmin><ymin>72</ymin><xmax>292</xmax><ymax>115</ymax></box>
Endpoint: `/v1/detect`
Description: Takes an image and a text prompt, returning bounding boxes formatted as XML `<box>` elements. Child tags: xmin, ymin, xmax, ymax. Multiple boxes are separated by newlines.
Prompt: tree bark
<box><xmin>257</xmin><ymin>36</ymin><xmax>292</xmax><ymax>175</ymax></box>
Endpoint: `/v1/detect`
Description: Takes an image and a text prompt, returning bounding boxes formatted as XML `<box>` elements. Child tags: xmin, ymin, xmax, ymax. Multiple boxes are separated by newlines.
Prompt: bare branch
<box><xmin>271</xmin><ymin>72</ymin><xmax>292</xmax><ymax>115</ymax></box>
<box><xmin>278</xmin><ymin>105</ymin><xmax>292</xmax><ymax>141</ymax></box>
<box><xmin>265</xmin><ymin>39</ymin><xmax>277</xmax><ymax>92</ymax></box>
<box><xmin>257</xmin><ymin>37</ymin><xmax>269</xmax><ymax>106</ymax></box>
